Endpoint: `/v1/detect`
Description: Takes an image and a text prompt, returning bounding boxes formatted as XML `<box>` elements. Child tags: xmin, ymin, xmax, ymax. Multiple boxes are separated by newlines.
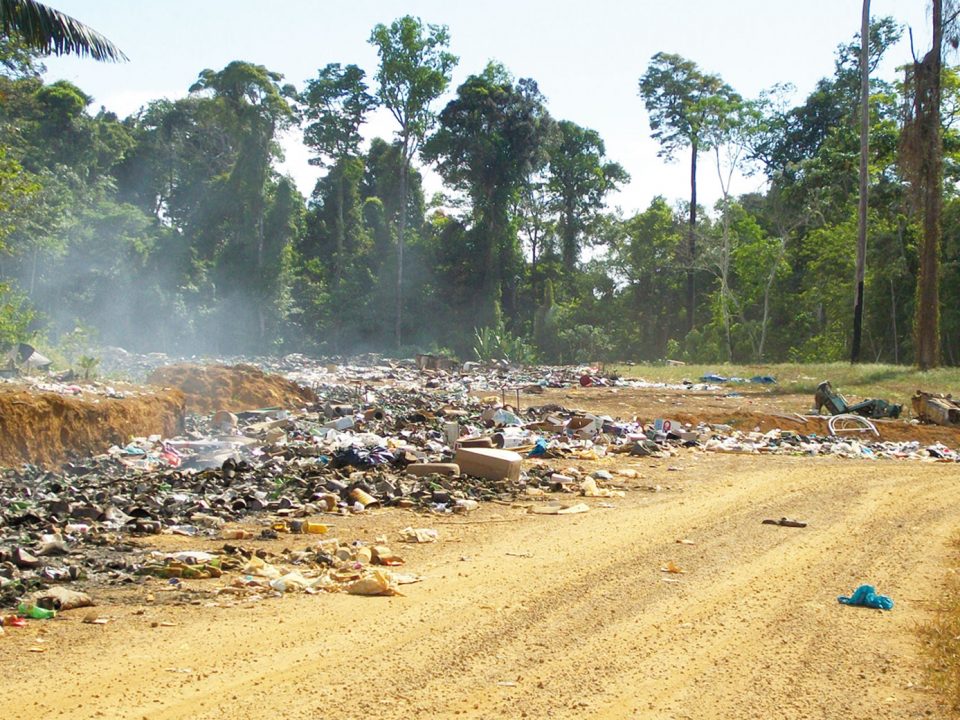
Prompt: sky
<box><xmin>41</xmin><ymin>0</ymin><xmax>933</xmax><ymax>217</ymax></box>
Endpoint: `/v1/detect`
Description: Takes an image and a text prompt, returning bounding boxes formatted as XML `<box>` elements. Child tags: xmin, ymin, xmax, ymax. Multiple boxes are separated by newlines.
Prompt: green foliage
<box><xmin>472</xmin><ymin>320</ymin><xmax>536</xmax><ymax>365</ymax></box>
<box><xmin>547</xmin><ymin>119</ymin><xmax>629</xmax><ymax>271</ymax></box>
<box><xmin>299</xmin><ymin>63</ymin><xmax>377</xmax><ymax>164</ymax></box>
<box><xmin>0</xmin><ymin>283</ymin><xmax>34</xmax><ymax>348</ymax></box>
<box><xmin>0</xmin><ymin>145</ymin><xmax>38</xmax><ymax>246</ymax></box>
<box><xmin>556</xmin><ymin>324</ymin><xmax>613</xmax><ymax>365</ymax></box>
<box><xmin>368</xmin><ymin>15</ymin><xmax>457</xmax><ymax>155</ymax></box>
<box><xmin>425</xmin><ymin>62</ymin><xmax>552</xmax><ymax>328</ymax></box>
<box><xmin>76</xmin><ymin>354</ymin><xmax>98</xmax><ymax>380</ymax></box>
<box><xmin>638</xmin><ymin>53</ymin><xmax>738</xmax><ymax>160</ymax></box>
<box><xmin>0</xmin><ymin>0</ymin><xmax>127</xmax><ymax>62</ymax></box>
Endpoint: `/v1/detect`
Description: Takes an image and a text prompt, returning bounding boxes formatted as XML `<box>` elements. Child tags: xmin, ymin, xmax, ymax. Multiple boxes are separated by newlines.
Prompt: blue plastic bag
<box><xmin>527</xmin><ymin>438</ymin><xmax>548</xmax><ymax>457</ymax></box>
<box><xmin>838</xmin><ymin>584</ymin><xmax>894</xmax><ymax>610</ymax></box>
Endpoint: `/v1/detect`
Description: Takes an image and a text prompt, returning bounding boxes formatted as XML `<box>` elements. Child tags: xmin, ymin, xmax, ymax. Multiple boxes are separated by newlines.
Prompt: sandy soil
<box><xmin>0</xmin><ymin>450</ymin><xmax>954</xmax><ymax>719</ymax></box>
<box><xmin>146</xmin><ymin>363</ymin><xmax>319</xmax><ymax>414</ymax></box>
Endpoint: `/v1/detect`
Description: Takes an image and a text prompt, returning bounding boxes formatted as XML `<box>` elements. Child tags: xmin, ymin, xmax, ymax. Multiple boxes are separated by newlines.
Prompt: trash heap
<box><xmin>2</xmin><ymin>355</ymin><xmax>959</xmax><ymax>622</ymax></box>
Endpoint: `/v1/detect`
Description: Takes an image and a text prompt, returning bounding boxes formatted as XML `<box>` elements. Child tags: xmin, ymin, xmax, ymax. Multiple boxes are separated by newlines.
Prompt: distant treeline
<box><xmin>0</xmin><ymin>15</ymin><xmax>957</xmax><ymax>366</ymax></box>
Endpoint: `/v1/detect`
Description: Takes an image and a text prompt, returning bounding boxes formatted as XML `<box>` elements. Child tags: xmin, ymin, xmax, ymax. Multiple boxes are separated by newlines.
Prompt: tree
<box><xmin>425</xmin><ymin>62</ymin><xmax>552</xmax><ymax>329</ymax></box>
<box><xmin>514</xmin><ymin>172</ymin><xmax>554</xmax><ymax>309</ymax></box>
<box><xmin>300</xmin><ymin>64</ymin><xmax>377</xmax><ymax>163</ymax></box>
<box><xmin>188</xmin><ymin>61</ymin><xmax>296</xmax><ymax>350</ymax></box>
<box><xmin>901</xmin><ymin>0</ymin><xmax>960</xmax><ymax>369</ymax></box>
<box><xmin>694</xmin><ymin>84</ymin><xmax>752</xmax><ymax>361</ymax></box>
<box><xmin>299</xmin><ymin>64</ymin><xmax>377</xmax><ymax>350</ymax></box>
<box><xmin>639</xmin><ymin>53</ymin><xmax>736</xmax><ymax>333</ymax></box>
<box><xmin>852</xmin><ymin>0</ymin><xmax>870</xmax><ymax>363</ymax></box>
<box><xmin>614</xmin><ymin>197</ymin><xmax>685</xmax><ymax>360</ymax></box>
<box><xmin>547</xmin><ymin>119</ymin><xmax>628</xmax><ymax>274</ymax></box>
<box><xmin>0</xmin><ymin>0</ymin><xmax>126</xmax><ymax>61</ymax></box>
<box><xmin>369</xmin><ymin>15</ymin><xmax>456</xmax><ymax>348</ymax></box>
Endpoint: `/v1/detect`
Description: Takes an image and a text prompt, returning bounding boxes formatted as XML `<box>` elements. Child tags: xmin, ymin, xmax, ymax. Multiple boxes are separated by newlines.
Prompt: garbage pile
<box><xmin>2</xmin><ymin>356</ymin><xmax>959</xmax><ymax>621</ymax></box>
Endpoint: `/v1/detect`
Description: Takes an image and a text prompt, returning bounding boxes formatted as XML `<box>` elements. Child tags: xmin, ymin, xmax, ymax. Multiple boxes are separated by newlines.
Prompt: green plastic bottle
<box><xmin>17</xmin><ymin>602</ymin><xmax>56</xmax><ymax>620</ymax></box>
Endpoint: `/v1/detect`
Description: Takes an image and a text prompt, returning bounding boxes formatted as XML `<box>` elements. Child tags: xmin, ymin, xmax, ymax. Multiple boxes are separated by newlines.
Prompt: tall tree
<box><xmin>299</xmin><ymin>63</ymin><xmax>377</xmax><ymax>350</ymax></box>
<box><xmin>188</xmin><ymin>61</ymin><xmax>295</xmax><ymax>349</ymax></box>
<box><xmin>615</xmin><ymin>197</ymin><xmax>686</xmax><ymax>360</ymax></box>
<box><xmin>902</xmin><ymin>0</ymin><xmax>960</xmax><ymax>369</ymax></box>
<box><xmin>425</xmin><ymin>62</ymin><xmax>552</xmax><ymax>328</ymax></box>
<box><xmin>514</xmin><ymin>172</ymin><xmax>553</xmax><ymax>309</ymax></box>
<box><xmin>547</xmin><ymin>120</ymin><xmax>628</xmax><ymax>274</ymax></box>
<box><xmin>369</xmin><ymin>15</ymin><xmax>456</xmax><ymax>348</ymax></box>
<box><xmin>852</xmin><ymin>0</ymin><xmax>870</xmax><ymax>363</ymax></box>
<box><xmin>701</xmin><ymin>89</ymin><xmax>750</xmax><ymax>361</ymax></box>
<box><xmin>639</xmin><ymin>53</ymin><xmax>735</xmax><ymax>332</ymax></box>
<box><xmin>0</xmin><ymin>0</ymin><xmax>125</xmax><ymax>61</ymax></box>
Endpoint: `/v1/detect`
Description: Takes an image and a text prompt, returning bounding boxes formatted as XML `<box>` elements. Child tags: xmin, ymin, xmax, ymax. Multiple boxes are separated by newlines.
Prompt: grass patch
<box><xmin>608</xmin><ymin>362</ymin><xmax>960</xmax><ymax>407</ymax></box>
<box><xmin>919</xmin><ymin>537</ymin><xmax>960</xmax><ymax>712</ymax></box>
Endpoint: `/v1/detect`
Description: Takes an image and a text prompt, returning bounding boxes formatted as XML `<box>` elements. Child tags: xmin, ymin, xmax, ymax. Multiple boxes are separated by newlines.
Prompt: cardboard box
<box><xmin>454</xmin><ymin>447</ymin><xmax>522</xmax><ymax>482</ymax></box>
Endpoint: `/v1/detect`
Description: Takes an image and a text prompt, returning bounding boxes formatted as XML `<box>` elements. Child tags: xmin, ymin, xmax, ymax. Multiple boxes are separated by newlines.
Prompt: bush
<box><xmin>473</xmin><ymin>321</ymin><xmax>537</xmax><ymax>365</ymax></box>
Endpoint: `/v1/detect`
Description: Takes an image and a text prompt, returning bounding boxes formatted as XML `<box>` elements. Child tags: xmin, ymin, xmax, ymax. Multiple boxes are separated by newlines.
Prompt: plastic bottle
<box><xmin>302</xmin><ymin>521</ymin><xmax>328</xmax><ymax>534</ymax></box>
<box><xmin>17</xmin><ymin>602</ymin><xmax>56</xmax><ymax>620</ymax></box>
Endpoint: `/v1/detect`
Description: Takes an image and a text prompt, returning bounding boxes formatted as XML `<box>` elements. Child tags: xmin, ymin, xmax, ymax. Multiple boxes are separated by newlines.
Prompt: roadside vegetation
<box><xmin>919</xmin><ymin>535</ymin><xmax>960</xmax><ymax>712</ymax></box>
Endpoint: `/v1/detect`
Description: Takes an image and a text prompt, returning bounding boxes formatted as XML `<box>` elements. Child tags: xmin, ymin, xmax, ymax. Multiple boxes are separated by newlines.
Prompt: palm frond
<box><xmin>0</xmin><ymin>0</ymin><xmax>127</xmax><ymax>62</ymax></box>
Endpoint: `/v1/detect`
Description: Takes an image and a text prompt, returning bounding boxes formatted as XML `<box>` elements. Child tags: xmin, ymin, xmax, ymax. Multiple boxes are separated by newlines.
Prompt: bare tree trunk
<box><xmin>915</xmin><ymin>0</ymin><xmax>943</xmax><ymax>370</ymax></box>
<box><xmin>687</xmin><ymin>140</ymin><xmax>698</xmax><ymax>333</ymax></box>
<box><xmin>30</xmin><ymin>246</ymin><xmax>38</xmax><ymax>295</ymax></box>
<box><xmin>531</xmin><ymin>236</ymin><xmax>539</xmax><ymax>304</ymax></box>
<box><xmin>890</xmin><ymin>276</ymin><xmax>898</xmax><ymax>364</ymax></box>
<box><xmin>714</xmin><ymin>147</ymin><xmax>733</xmax><ymax>361</ymax></box>
<box><xmin>852</xmin><ymin>0</ymin><xmax>870</xmax><ymax>363</ymax></box>
<box><xmin>758</xmin><ymin>238</ymin><xmax>787</xmax><ymax>361</ymax></box>
<box><xmin>395</xmin><ymin>143</ymin><xmax>408</xmax><ymax>350</ymax></box>
<box><xmin>333</xmin><ymin>170</ymin><xmax>346</xmax><ymax>353</ymax></box>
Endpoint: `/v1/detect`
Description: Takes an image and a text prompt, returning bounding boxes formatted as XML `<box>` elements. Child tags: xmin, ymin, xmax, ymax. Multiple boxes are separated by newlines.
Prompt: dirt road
<box><xmin>0</xmin><ymin>452</ymin><xmax>955</xmax><ymax>719</ymax></box>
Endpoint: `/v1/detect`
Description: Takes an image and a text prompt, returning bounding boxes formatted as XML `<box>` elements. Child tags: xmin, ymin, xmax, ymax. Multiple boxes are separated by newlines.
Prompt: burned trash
<box><xmin>813</xmin><ymin>381</ymin><xmax>901</xmax><ymax>420</ymax></box>
<box><xmin>911</xmin><ymin>390</ymin><xmax>960</xmax><ymax>427</ymax></box>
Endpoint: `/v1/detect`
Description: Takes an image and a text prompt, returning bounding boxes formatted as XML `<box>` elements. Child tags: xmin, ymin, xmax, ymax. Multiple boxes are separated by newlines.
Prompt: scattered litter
<box><xmin>761</xmin><ymin>518</ymin><xmax>807</xmax><ymax>528</ymax></box>
<box><xmin>400</xmin><ymin>527</ymin><xmax>439</xmax><ymax>543</ymax></box>
<box><xmin>660</xmin><ymin>561</ymin><xmax>686</xmax><ymax>574</ymax></box>
<box><xmin>346</xmin><ymin>569</ymin><xmax>401</xmax><ymax>596</ymax></box>
<box><xmin>838</xmin><ymin>584</ymin><xmax>894</xmax><ymax>610</ymax></box>
<box><xmin>0</xmin><ymin>355</ymin><xmax>955</xmax><ymax>615</ymax></box>
<box><xmin>529</xmin><ymin>503</ymin><xmax>590</xmax><ymax>515</ymax></box>
<box><xmin>580</xmin><ymin>477</ymin><xmax>625</xmax><ymax>498</ymax></box>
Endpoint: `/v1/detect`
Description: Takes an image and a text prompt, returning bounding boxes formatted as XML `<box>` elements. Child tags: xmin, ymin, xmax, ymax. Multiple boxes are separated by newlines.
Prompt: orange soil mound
<box><xmin>0</xmin><ymin>386</ymin><xmax>185</xmax><ymax>469</ymax></box>
<box><xmin>146</xmin><ymin>363</ymin><xmax>318</xmax><ymax>415</ymax></box>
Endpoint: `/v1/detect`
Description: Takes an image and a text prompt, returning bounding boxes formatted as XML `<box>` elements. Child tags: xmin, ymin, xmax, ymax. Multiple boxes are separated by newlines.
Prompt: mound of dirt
<box><xmin>0</xmin><ymin>385</ymin><xmax>184</xmax><ymax>469</ymax></box>
<box><xmin>146</xmin><ymin>363</ymin><xmax>318</xmax><ymax>415</ymax></box>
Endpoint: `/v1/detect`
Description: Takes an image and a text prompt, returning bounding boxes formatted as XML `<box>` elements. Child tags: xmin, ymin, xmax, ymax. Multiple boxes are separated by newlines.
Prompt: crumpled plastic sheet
<box><xmin>838</xmin><ymin>584</ymin><xmax>894</xmax><ymax>610</ymax></box>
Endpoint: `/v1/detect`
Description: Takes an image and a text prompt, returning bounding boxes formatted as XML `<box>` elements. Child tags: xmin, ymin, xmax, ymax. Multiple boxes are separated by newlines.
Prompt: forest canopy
<box><xmin>0</xmin><ymin>9</ymin><xmax>958</xmax><ymax>367</ymax></box>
